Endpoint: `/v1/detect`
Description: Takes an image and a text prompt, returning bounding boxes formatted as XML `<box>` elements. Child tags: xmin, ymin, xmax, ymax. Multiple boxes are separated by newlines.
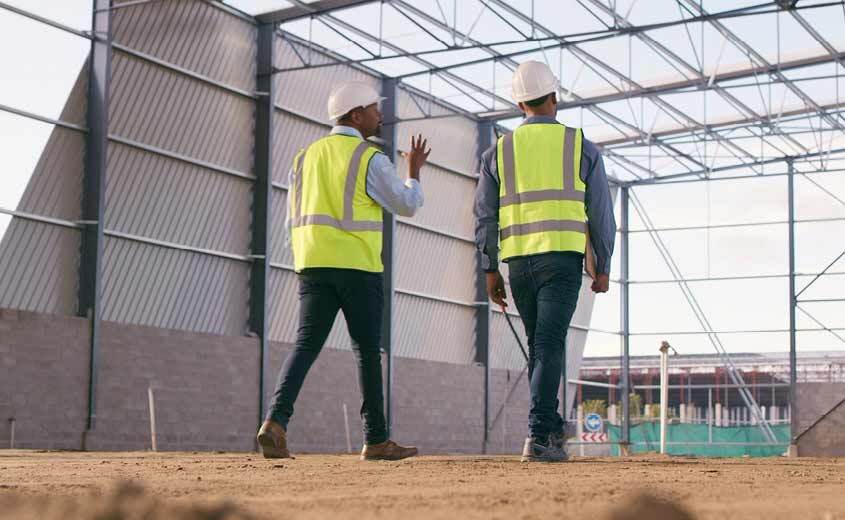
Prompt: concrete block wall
<box><xmin>795</xmin><ymin>382</ymin><xmax>845</xmax><ymax>457</ymax></box>
<box><xmin>8</xmin><ymin>310</ymin><xmax>844</xmax><ymax>457</ymax></box>
<box><xmin>392</xmin><ymin>357</ymin><xmax>485</xmax><ymax>454</ymax></box>
<box><xmin>85</xmin><ymin>322</ymin><xmax>260</xmax><ymax>451</ymax></box>
<box><xmin>0</xmin><ymin>308</ymin><xmax>531</xmax><ymax>454</ymax></box>
<box><xmin>487</xmin><ymin>368</ymin><xmax>531</xmax><ymax>454</ymax></box>
<box><xmin>0</xmin><ymin>309</ymin><xmax>90</xmax><ymax>449</ymax></box>
<box><xmin>264</xmin><ymin>341</ymin><xmax>365</xmax><ymax>454</ymax></box>
<box><xmin>265</xmin><ymin>345</ymin><xmax>491</xmax><ymax>455</ymax></box>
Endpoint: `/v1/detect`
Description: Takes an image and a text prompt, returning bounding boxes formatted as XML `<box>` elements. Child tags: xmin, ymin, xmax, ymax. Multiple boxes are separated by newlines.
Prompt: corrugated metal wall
<box><xmin>0</xmin><ymin>0</ymin><xmax>599</xmax><ymax>375</ymax></box>
<box><xmin>391</xmin><ymin>88</ymin><xmax>481</xmax><ymax>363</ymax></box>
<box><xmin>96</xmin><ymin>0</ymin><xmax>257</xmax><ymax>335</ymax></box>
<box><xmin>0</xmin><ymin>219</ymin><xmax>80</xmax><ymax>313</ymax></box>
<box><xmin>0</xmin><ymin>65</ymin><xmax>87</xmax><ymax>314</ymax></box>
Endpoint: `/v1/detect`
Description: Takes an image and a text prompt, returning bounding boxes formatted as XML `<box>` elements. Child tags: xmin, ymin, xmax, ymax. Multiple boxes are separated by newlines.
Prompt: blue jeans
<box><xmin>507</xmin><ymin>252</ymin><xmax>583</xmax><ymax>439</ymax></box>
<box><xmin>267</xmin><ymin>268</ymin><xmax>388</xmax><ymax>445</ymax></box>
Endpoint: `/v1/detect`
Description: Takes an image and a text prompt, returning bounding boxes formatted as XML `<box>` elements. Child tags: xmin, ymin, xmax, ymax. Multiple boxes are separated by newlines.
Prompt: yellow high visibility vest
<box><xmin>497</xmin><ymin>123</ymin><xmax>587</xmax><ymax>261</ymax></box>
<box><xmin>290</xmin><ymin>134</ymin><xmax>383</xmax><ymax>272</ymax></box>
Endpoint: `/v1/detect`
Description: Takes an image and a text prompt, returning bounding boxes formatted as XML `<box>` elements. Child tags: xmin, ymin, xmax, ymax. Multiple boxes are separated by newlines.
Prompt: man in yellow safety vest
<box><xmin>474</xmin><ymin>61</ymin><xmax>616</xmax><ymax>462</ymax></box>
<box><xmin>257</xmin><ymin>81</ymin><xmax>430</xmax><ymax>461</ymax></box>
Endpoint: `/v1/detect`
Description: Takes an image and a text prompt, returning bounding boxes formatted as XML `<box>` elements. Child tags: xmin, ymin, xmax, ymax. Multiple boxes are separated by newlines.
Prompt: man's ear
<box><xmin>351</xmin><ymin>108</ymin><xmax>365</xmax><ymax>126</ymax></box>
<box><xmin>517</xmin><ymin>101</ymin><xmax>526</xmax><ymax>113</ymax></box>
<box><xmin>549</xmin><ymin>93</ymin><xmax>558</xmax><ymax>107</ymax></box>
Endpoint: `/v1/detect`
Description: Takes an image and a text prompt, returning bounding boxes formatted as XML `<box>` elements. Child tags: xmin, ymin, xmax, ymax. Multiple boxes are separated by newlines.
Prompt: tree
<box><xmin>582</xmin><ymin>399</ymin><xmax>607</xmax><ymax>418</ymax></box>
<box><xmin>628</xmin><ymin>392</ymin><xmax>643</xmax><ymax>417</ymax></box>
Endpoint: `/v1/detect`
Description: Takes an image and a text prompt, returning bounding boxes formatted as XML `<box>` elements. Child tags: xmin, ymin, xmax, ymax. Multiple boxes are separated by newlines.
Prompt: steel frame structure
<box><xmin>256</xmin><ymin>0</ymin><xmax>845</xmax><ymax>446</ymax></box>
<box><xmin>2</xmin><ymin>0</ymin><xmax>844</xmax><ymax>448</ymax></box>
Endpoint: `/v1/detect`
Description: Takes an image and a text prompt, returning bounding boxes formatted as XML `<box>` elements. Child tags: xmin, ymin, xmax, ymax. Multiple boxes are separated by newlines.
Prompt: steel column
<box><xmin>475</xmin><ymin>121</ymin><xmax>493</xmax><ymax>453</ymax></box>
<box><xmin>381</xmin><ymin>78</ymin><xmax>398</xmax><ymax>436</ymax></box>
<box><xmin>80</xmin><ymin>0</ymin><xmax>112</xmax><ymax>438</ymax></box>
<box><xmin>620</xmin><ymin>186</ymin><xmax>631</xmax><ymax>448</ymax></box>
<box><xmin>788</xmin><ymin>160</ymin><xmax>798</xmax><ymax>441</ymax></box>
<box><xmin>252</xmin><ymin>23</ymin><xmax>276</xmax><ymax>428</ymax></box>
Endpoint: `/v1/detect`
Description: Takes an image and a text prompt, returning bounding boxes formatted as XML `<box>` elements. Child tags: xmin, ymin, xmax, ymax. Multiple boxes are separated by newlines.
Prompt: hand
<box><xmin>486</xmin><ymin>271</ymin><xmax>507</xmax><ymax>308</ymax></box>
<box><xmin>591</xmin><ymin>273</ymin><xmax>609</xmax><ymax>294</ymax></box>
<box><xmin>403</xmin><ymin>134</ymin><xmax>431</xmax><ymax>181</ymax></box>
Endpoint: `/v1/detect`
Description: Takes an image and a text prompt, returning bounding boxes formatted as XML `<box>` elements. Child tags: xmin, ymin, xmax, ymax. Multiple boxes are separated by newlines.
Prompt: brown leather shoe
<box><xmin>360</xmin><ymin>439</ymin><xmax>418</xmax><ymax>461</ymax></box>
<box><xmin>256</xmin><ymin>420</ymin><xmax>292</xmax><ymax>459</ymax></box>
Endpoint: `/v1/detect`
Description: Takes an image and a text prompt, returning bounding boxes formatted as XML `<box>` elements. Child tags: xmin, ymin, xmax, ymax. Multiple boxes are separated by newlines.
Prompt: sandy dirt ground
<box><xmin>1</xmin><ymin>450</ymin><xmax>844</xmax><ymax>520</ymax></box>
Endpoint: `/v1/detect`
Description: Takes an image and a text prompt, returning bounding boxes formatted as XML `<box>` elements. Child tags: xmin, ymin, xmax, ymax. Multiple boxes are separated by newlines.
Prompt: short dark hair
<box><xmin>337</xmin><ymin>106</ymin><xmax>364</xmax><ymax>124</ymax></box>
<box><xmin>525</xmin><ymin>93</ymin><xmax>551</xmax><ymax>107</ymax></box>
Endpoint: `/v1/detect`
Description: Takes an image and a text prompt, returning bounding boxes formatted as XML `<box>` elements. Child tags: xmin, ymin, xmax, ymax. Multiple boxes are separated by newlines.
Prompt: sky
<box><xmin>1</xmin><ymin>0</ymin><xmax>844</xmax><ymax>359</ymax></box>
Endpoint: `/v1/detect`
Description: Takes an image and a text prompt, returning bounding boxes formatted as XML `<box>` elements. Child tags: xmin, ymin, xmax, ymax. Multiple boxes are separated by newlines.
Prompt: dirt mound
<box><xmin>0</xmin><ymin>481</ymin><xmax>252</xmax><ymax>520</ymax></box>
<box><xmin>604</xmin><ymin>492</ymin><xmax>695</xmax><ymax>520</ymax></box>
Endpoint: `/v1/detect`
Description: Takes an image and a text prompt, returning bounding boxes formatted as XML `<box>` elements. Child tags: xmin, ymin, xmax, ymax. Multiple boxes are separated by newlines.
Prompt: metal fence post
<box><xmin>475</xmin><ymin>121</ymin><xmax>493</xmax><ymax>453</ymax></box>
<box><xmin>252</xmin><ymin>23</ymin><xmax>276</xmax><ymax>427</ymax></box>
<box><xmin>787</xmin><ymin>159</ymin><xmax>798</xmax><ymax>451</ymax></box>
<box><xmin>80</xmin><ymin>0</ymin><xmax>113</xmax><ymax>442</ymax></box>
<box><xmin>659</xmin><ymin>341</ymin><xmax>670</xmax><ymax>454</ymax></box>
<box><xmin>620</xmin><ymin>185</ymin><xmax>631</xmax><ymax>451</ymax></box>
<box><xmin>380</xmin><ymin>78</ymin><xmax>398</xmax><ymax>436</ymax></box>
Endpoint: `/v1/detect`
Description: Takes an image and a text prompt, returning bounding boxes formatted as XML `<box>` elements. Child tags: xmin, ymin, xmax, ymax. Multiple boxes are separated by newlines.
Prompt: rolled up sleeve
<box><xmin>366</xmin><ymin>152</ymin><xmax>424</xmax><ymax>217</ymax></box>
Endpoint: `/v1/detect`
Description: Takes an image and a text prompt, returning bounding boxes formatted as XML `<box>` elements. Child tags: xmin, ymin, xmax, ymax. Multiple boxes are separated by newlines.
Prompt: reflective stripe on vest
<box><xmin>291</xmin><ymin>135</ymin><xmax>383</xmax><ymax>272</ymax></box>
<box><xmin>497</xmin><ymin>124</ymin><xmax>587</xmax><ymax>261</ymax></box>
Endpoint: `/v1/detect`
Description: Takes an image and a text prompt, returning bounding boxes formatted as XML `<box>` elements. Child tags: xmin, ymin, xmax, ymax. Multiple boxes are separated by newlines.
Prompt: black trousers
<box><xmin>507</xmin><ymin>252</ymin><xmax>583</xmax><ymax>439</ymax></box>
<box><xmin>266</xmin><ymin>268</ymin><xmax>387</xmax><ymax>445</ymax></box>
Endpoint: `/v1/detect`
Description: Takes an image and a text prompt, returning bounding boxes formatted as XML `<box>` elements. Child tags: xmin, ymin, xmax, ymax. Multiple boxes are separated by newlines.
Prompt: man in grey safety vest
<box><xmin>474</xmin><ymin>61</ymin><xmax>616</xmax><ymax>462</ymax></box>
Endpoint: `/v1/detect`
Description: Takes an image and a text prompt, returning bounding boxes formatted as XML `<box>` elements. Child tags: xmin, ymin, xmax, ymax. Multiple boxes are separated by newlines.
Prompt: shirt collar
<box><xmin>331</xmin><ymin>125</ymin><xmax>364</xmax><ymax>140</ymax></box>
<box><xmin>521</xmin><ymin>115</ymin><xmax>559</xmax><ymax>125</ymax></box>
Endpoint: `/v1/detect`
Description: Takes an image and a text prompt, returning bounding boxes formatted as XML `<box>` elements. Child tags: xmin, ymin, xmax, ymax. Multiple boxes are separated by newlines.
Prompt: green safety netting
<box><xmin>608</xmin><ymin>423</ymin><xmax>791</xmax><ymax>457</ymax></box>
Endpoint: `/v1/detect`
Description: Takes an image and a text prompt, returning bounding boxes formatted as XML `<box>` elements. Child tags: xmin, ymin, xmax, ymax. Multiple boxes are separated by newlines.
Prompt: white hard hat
<box><xmin>511</xmin><ymin>60</ymin><xmax>560</xmax><ymax>103</ymax></box>
<box><xmin>327</xmin><ymin>81</ymin><xmax>386</xmax><ymax>121</ymax></box>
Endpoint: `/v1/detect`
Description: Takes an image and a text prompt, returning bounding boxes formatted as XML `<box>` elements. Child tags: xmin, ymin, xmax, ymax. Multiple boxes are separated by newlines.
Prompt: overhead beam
<box><xmin>277</xmin><ymin>31</ymin><xmax>480</xmax><ymax>122</ymax></box>
<box><xmin>483</xmin><ymin>0</ymin><xmax>707</xmax><ymax>174</ymax></box>
<box><xmin>682</xmin><ymin>0</ymin><xmax>845</xmax><ymax>135</ymax></box>
<box><xmin>306</xmin><ymin>7</ymin><xmax>517</xmax><ymax>110</ymax></box>
<box><xmin>596</xmin><ymin>99</ymin><xmax>845</xmax><ymax>147</ymax></box>
<box><xmin>256</xmin><ymin>0</ymin><xmax>374</xmax><ymax>24</ymax></box>
<box><xmin>582</xmin><ymin>0</ymin><xmax>804</xmax><ymax>165</ymax></box>
<box><xmin>394</xmin><ymin>0</ymin><xmax>701</xmax><ymax>175</ymax></box>
<box><xmin>475</xmin><ymin>52</ymin><xmax>841</xmax><ymax>121</ymax></box>
<box><xmin>628</xmin><ymin>146</ymin><xmax>845</xmax><ymax>186</ymax></box>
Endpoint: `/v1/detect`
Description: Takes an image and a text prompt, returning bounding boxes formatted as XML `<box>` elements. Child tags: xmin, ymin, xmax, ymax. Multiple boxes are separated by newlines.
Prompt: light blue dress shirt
<box><xmin>284</xmin><ymin>126</ymin><xmax>424</xmax><ymax>246</ymax></box>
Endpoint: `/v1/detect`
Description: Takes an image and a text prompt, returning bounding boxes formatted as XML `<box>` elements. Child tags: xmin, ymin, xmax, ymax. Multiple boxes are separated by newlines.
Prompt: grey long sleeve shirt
<box><xmin>474</xmin><ymin>115</ymin><xmax>616</xmax><ymax>274</ymax></box>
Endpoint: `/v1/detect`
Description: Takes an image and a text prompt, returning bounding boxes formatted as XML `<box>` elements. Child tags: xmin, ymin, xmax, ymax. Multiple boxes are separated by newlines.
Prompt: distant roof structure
<box><xmin>223</xmin><ymin>0</ymin><xmax>845</xmax><ymax>185</ymax></box>
<box><xmin>582</xmin><ymin>350</ymin><xmax>845</xmax><ymax>381</ymax></box>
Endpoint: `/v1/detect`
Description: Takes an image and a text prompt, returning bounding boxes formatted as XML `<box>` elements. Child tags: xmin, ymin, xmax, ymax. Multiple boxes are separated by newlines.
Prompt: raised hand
<box><xmin>405</xmin><ymin>134</ymin><xmax>431</xmax><ymax>181</ymax></box>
